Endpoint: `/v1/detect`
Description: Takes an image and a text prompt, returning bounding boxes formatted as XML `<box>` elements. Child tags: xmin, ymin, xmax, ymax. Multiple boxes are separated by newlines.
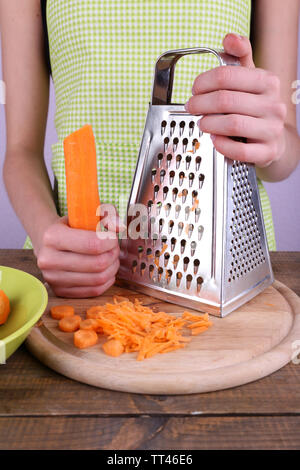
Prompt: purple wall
<box><xmin>0</xmin><ymin>36</ymin><xmax>300</xmax><ymax>251</ymax></box>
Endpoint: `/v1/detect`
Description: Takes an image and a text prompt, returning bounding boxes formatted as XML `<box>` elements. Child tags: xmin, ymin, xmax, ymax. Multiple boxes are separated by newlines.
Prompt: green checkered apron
<box><xmin>24</xmin><ymin>0</ymin><xmax>276</xmax><ymax>250</ymax></box>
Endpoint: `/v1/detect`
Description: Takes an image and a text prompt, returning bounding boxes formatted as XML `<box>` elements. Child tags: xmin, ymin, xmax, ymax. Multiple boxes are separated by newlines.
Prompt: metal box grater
<box><xmin>117</xmin><ymin>47</ymin><xmax>274</xmax><ymax>317</ymax></box>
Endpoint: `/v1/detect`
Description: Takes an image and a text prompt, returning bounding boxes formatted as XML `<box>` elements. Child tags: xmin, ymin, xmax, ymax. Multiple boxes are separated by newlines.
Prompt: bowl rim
<box><xmin>0</xmin><ymin>265</ymin><xmax>48</xmax><ymax>346</ymax></box>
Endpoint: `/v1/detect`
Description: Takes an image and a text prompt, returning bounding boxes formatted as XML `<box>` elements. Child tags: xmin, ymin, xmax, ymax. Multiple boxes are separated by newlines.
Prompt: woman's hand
<box><xmin>184</xmin><ymin>33</ymin><xmax>287</xmax><ymax>168</ymax></box>
<box><xmin>35</xmin><ymin>206</ymin><xmax>125</xmax><ymax>298</ymax></box>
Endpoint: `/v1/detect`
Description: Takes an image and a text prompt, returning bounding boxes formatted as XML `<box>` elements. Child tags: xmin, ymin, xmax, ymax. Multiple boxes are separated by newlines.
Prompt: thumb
<box><xmin>222</xmin><ymin>33</ymin><xmax>255</xmax><ymax>68</ymax></box>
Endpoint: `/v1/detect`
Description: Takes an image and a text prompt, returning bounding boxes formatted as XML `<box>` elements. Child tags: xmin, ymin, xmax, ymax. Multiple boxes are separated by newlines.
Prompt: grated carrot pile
<box><xmin>52</xmin><ymin>296</ymin><xmax>212</xmax><ymax>360</ymax></box>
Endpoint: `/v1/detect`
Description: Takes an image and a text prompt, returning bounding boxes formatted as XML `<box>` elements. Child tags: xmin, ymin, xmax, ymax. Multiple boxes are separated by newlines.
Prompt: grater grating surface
<box><xmin>117</xmin><ymin>48</ymin><xmax>274</xmax><ymax>317</ymax></box>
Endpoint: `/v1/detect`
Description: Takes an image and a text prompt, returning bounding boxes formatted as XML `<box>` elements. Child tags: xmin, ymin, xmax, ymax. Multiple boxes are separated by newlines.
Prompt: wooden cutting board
<box><xmin>26</xmin><ymin>280</ymin><xmax>300</xmax><ymax>395</ymax></box>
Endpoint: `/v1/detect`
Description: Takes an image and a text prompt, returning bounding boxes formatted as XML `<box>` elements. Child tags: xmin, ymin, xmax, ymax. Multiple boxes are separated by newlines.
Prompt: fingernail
<box><xmin>210</xmin><ymin>134</ymin><xmax>217</xmax><ymax>143</ymax></box>
<box><xmin>184</xmin><ymin>102</ymin><xmax>190</xmax><ymax>112</ymax></box>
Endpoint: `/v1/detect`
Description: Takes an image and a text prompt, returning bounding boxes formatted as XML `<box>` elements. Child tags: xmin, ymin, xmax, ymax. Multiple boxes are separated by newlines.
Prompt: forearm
<box><xmin>3</xmin><ymin>150</ymin><xmax>59</xmax><ymax>253</ymax></box>
<box><xmin>256</xmin><ymin>123</ymin><xmax>300</xmax><ymax>182</ymax></box>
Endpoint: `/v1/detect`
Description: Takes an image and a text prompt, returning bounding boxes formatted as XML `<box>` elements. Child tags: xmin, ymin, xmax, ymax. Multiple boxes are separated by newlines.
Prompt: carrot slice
<box><xmin>102</xmin><ymin>339</ymin><xmax>124</xmax><ymax>357</ymax></box>
<box><xmin>64</xmin><ymin>124</ymin><xmax>100</xmax><ymax>231</ymax></box>
<box><xmin>80</xmin><ymin>318</ymin><xmax>102</xmax><ymax>332</ymax></box>
<box><xmin>74</xmin><ymin>329</ymin><xmax>98</xmax><ymax>349</ymax></box>
<box><xmin>50</xmin><ymin>305</ymin><xmax>75</xmax><ymax>320</ymax></box>
<box><xmin>58</xmin><ymin>315</ymin><xmax>81</xmax><ymax>332</ymax></box>
<box><xmin>86</xmin><ymin>305</ymin><xmax>106</xmax><ymax>319</ymax></box>
<box><xmin>0</xmin><ymin>290</ymin><xmax>10</xmax><ymax>325</ymax></box>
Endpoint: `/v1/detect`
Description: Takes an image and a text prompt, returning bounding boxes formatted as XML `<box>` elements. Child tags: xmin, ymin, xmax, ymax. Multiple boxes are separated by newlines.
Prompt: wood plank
<box><xmin>1</xmin><ymin>346</ymin><xmax>300</xmax><ymax>416</ymax></box>
<box><xmin>0</xmin><ymin>416</ymin><xmax>299</xmax><ymax>450</ymax></box>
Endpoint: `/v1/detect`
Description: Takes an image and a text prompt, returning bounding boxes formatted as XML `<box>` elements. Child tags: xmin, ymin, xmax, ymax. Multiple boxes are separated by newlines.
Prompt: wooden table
<box><xmin>0</xmin><ymin>249</ymin><xmax>300</xmax><ymax>450</ymax></box>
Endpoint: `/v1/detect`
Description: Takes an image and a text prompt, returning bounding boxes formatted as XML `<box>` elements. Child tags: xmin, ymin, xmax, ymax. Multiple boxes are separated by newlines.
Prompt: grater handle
<box><xmin>151</xmin><ymin>47</ymin><xmax>239</xmax><ymax>105</ymax></box>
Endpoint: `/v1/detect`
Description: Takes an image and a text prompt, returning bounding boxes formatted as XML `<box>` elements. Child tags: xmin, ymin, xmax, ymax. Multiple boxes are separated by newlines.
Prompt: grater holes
<box><xmin>191</xmin><ymin>241</ymin><xmax>197</xmax><ymax>256</ymax></box>
<box><xmin>192</xmin><ymin>138</ymin><xmax>200</xmax><ymax>152</ymax></box>
<box><xmin>198</xmin><ymin>225</ymin><xmax>204</xmax><ymax>241</ymax></box>
<box><xmin>147</xmin><ymin>200</ymin><xmax>153</xmax><ymax>214</ymax></box>
<box><xmin>183</xmin><ymin>256</ymin><xmax>190</xmax><ymax>272</ymax></box>
<box><xmin>182</xmin><ymin>138</ymin><xmax>188</xmax><ymax>152</ymax></box>
<box><xmin>187</xmin><ymin>223</ymin><xmax>194</xmax><ymax>238</ymax></box>
<box><xmin>164</xmin><ymin>252</ymin><xmax>170</xmax><ymax>267</ymax></box>
<box><xmin>170</xmin><ymin>120</ymin><xmax>176</xmax><ymax>136</ymax></box>
<box><xmin>195</xmin><ymin>207</ymin><xmax>201</xmax><ymax>223</ymax></box>
<box><xmin>180</xmin><ymin>239</ymin><xmax>186</xmax><ymax>254</ymax></box>
<box><xmin>163</xmin><ymin>186</ymin><xmax>169</xmax><ymax>200</ymax></box>
<box><xmin>175</xmin><ymin>204</ymin><xmax>181</xmax><ymax>218</ymax></box>
<box><xmin>189</xmin><ymin>121</ymin><xmax>195</xmax><ymax>136</ymax></box>
<box><xmin>186</xmin><ymin>274</ymin><xmax>193</xmax><ymax>289</ymax></box>
<box><xmin>140</xmin><ymin>262</ymin><xmax>146</xmax><ymax>276</ymax></box>
<box><xmin>193</xmin><ymin>259</ymin><xmax>200</xmax><ymax>274</ymax></box>
<box><xmin>149</xmin><ymin>264</ymin><xmax>154</xmax><ymax>279</ymax></box>
<box><xmin>176</xmin><ymin>271</ymin><xmax>183</xmax><ymax>287</ymax></box>
<box><xmin>229</xmin><ymin>160</ymin><xmax>265</xmax><ymax>282</ymax></box>
<box><xmin>152</xmin><ymin>233</ymin><xmax>159</xmax><ymax>247</ymax></box>
<box><xmin>192</xmin><ymin>190</ymin><xmax>198</xmax><ymax>203</ymax></box>
<box><xmin>156</xmin><ymin>201</ymin><xmax>162</xmax><ymax>215</ymax></box>
<box><xmin>181</xmin><ymin>188</ymin><xmax>188</xmax><ymax>203</ymax></box>
<box><xmin>168</xmin><ymin>220</ymin><xmax>174</xmax><ymax>234</ymax></box>
<box><xmin>161</xmin><ymin>120</ymin><xmax>167</xmax><ymax>135</ymax></box>
<box><xmin>169</xmin><ymin>170</ymin><xmax>175</xmax><ymax>185</ymax></box>
<box><xmin>198</xmin><ymin>174</ymin><xmax>205</xmax><ymax>189</ymax></box>
<box><xmin>188</xmin><ymin>172</ymin><xmax>195</xmax><ymax>187</ymax></box>
<box><xmin>132</xmin><ymin>260</ymin><xmax>138</xmax><ymax>273</ymax></box>
<box><xmin>173</xmin><ymin>137</ymin><xmax>179</xmax><ymax>151</ymax></box>
<box><xmin>178</xmin><ymin>221</ymin><xmax>184</xmax><ymax>236</ymax></box>
<box><xmin>172</xmin><ymin>187</ymin><xmax>178</xmax><ymax>202</ymax></box>
<box><xmin>151</xmin><ymin>168</ymin><xmax>157</xmax><ymax>182</ymax></box>
<box><xmin>158</xmin><ymin>267</ymin><xmax>163</xmax><ymax>282</ymax></box>
<box><xmin>179</xmin><ymin>171</ymin><xmax>185</xmax><ymax>186</ymax></box>
<box><xmin>166</xmin><ymin>269</ymin><xmax>173</xmax><ymax>284</ymax></box>
<box><xmin>173</xmin><ymin>254</ymin><xmax>180</xmax><ymax>269</ymax></box>
<box><xmin>165</xmin><ymin>203</ymin><xmax>171</xmax><ymax>217</ymax></box>
<box><xmin>159</xmin><ymin>218</ymin><xmax>164</xmax><ymax>232</ymax></box>
<box><xmin>195</xmin><ymin>156</ymin><xmax>201</xmax><ymax>171</ymax></box>
<box><xmin>138</xmin><ymin>246</ymin><xmax>144</xmax><ymax>259</ymax></box>
<box><xmin>197</xmin><ymin>276</ymin><xmax>204</xmax><ymax>293</ymax></box>
<box><xmin>160</xmin><ymin>169</ymin><xmax>166</xmax><ymax>183</ymax></box>
<box><xmin>176</xmin><ymin>155</ymin><xmax>182</xmax><ymax>169</ymax></box>
<box><xmin>186</xmin><ymin>156</ymin><xmax>192</xmax><ymax>170</ymax></box>
<box><xmin>171</xmin><ymin>237</ymin><xmax>177</xmax><ymax>251</ymax></box>
<box><xmin>157</xmin><ymin>153</ymin><xmax>163</xmax><ymax>167</ymax></box>
<box><xmin>164</xmin><ymin>137</ymin><xmax>169</xmax><ymax>151</ymax></box>
<box><xmin>166</xmin><ymin>153</ymin><xmax>172</xmax><ymax>167</ymax></box>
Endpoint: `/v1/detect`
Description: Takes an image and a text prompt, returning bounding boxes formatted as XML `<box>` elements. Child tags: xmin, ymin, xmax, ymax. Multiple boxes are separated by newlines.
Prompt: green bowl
<box><xmin>0</xmin><ymin>266</ymin><xmax>48</xmax><ymax>363</ymax></box>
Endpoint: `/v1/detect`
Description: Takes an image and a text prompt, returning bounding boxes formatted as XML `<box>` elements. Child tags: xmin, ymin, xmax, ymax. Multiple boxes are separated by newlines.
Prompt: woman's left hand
<box><xmin>184</xmin><ymin>33</ymin><xmax>287</xmax><ymax>168</ymax></box>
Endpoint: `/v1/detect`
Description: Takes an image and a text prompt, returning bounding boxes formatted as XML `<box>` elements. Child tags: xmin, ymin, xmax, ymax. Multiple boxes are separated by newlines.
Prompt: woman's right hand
<box><xmin>35</xmin><ymin>210</ymin><xmax>125</xmax><ymax>298</ymax></box>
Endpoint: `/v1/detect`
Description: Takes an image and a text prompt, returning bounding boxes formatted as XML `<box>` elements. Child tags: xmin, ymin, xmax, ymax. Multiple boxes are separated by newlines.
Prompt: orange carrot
<box><xmin>191</xmin><ymin>326</ymin><xmax>209</xmax><ymax>336</ymax></box>
<box><xmin>58</xmin><ymin>315</ymin><xmax>82</xmax><ymax>332</ymax></box>
<box><xmin>74</xmin><ymin>329</ymin><xmax>98</xmax><ymax>349</ymax></box>
<box><xmin>80</xmin><ymin>318</ymin><xmax>102</xmax><ymax>332</ymax></box>
<box><xmin>0</xmin><ymin>290</ymin><xmax>10</xmax><ymax>325</ymax></box>
<box><xmin>50</xmin><ymin>305</ymin><xmax>75</xmax><ymax>320</ymax></box>
<box><xmin>102</xmin><ymin>339</ymin><xmax>124</xmax><ymax>357</ymax></box>
<box><xmin>64</xmin><ymin>124</ymin><xmax>100</xmax><ymax>231</ymax></box>
<box><xmin>55</xmin><ymin>297</ymin><xmax>213</xmax><ymax>358</ymax></box>
<box><xmin>86</xmin><ymin>305</ymin><xmax>106</xmax><ymax>319</ymax></box>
